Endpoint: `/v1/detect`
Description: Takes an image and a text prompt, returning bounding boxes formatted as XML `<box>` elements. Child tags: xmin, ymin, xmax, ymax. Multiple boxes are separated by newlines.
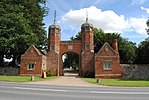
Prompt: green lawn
<box><xmin>82</xmin><ymin>78</ymin><xmax>149</xmax><ymax>87</ymax></box>
<box><xmin>0</xmin><ymin>75</ymin><xmax>58</xmax><ymax>82</ymax></box>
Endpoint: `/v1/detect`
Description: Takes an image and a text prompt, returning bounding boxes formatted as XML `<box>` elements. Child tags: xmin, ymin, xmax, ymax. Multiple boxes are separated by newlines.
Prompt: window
<box><xmin>55</xmin><ymin>29</ymin><xmax>58</xmax><ymax>33</ymax></box>
<box><xmin>85</xmin><ymin>27</ymin><xmax>89</xmax><ymax>32</ymax></box>
<box><xmin>105</xmin><ymin>45</ymin><xmax>108</xmax><ymax>51</ymax></box>
<box><xmin>28</xmin><ymin>64</ymin><xmax>34</xmax><ymax>70</ymax></box>
<box><xmin>42</xmin><ymin>64</ymin><xmax>46</xmax><ymax>70</ymax></box>
<box><xmin>103</xmin><ymin>62</ymin><xmax>112</xmax><ymax>70</ymax></box>
<box><xmin>50</xmin><ymin>46</ymin><xmax>54</xmax><ymax>50</ymax></box>
<box><xmin>82</xmin><ymin>28</ymin><xmax>85</xmax><ymax>32</ymax></box>
<box><xmin>51</xmin><ymin>29</ymin><xmax>55</xmax><ymax>33</ymax></box>
<box><xmin>85</xmin><ymin>44</ymin><xmax>89</xmax><ymax>50</ymax></box>
<box><xmin>68</xmin><ymin>45</ymin><xmax>73</xmax><ymax>50</ymax></box>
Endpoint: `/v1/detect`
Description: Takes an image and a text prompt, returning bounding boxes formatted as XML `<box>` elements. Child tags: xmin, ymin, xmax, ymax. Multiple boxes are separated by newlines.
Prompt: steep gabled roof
<box><xmin>40</xmin><ymin>50</ymin><xmax>47</xmax><ymax>55</ymax></box>
<box><xmin>95</xmin><ymin>42</ymin><xmax>119</xmax><ymax>57</ymax></box>
<box><xmin>23</xmin><ymin>45</ymin><xmax>43</xmax><ymax>56</ymax></box>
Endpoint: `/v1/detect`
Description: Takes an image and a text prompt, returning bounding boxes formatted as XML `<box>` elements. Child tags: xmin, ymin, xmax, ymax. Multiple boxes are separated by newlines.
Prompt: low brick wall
<box><xmin>0</xmin><ymin>67</ymin><xmax>19</xmax><ymax>76</ymax></box>
<box><xmin>121</xmin><ymin>64</ymin><xmax>149</xmax><ymax>79</ymax></box>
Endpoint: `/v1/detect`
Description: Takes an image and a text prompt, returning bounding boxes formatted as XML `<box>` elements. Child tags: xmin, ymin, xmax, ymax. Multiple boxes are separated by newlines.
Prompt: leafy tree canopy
<box><xmin>0</xmin><ymin>0</ymin><xmax>47</xmax><ymax>66</ymax></box>
<box><xmin>63</xmin><ymin>53</ymin><xmax>79</xmax><ymax>70</ymax></box>
<box><xmin>136</xmin><ymin>39</ymin><xmax>149</xmax><ymax>64</ymax></box>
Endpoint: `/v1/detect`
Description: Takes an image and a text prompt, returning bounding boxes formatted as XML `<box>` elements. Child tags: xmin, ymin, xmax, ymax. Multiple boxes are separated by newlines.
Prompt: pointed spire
<box><xmin>86</xmin><ymin>9</ymin><xmax>88</xmax><ymax>23</ymax></box>
<box><xmin>54</xmin><ymin>10</ymin><xmax>56</xmax><ymax>24</ymax></box>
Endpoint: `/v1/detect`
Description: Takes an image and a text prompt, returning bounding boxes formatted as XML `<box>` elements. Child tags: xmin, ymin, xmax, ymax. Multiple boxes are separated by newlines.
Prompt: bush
<box><xmin>84</xmin><ymin>70</ymin><xmax>95</xmax><ymax>78</ymax></box>
<box><xmin>46</xmin><ymin>71</ymin><xmax>53</xmax><ymax>77</ymax></box>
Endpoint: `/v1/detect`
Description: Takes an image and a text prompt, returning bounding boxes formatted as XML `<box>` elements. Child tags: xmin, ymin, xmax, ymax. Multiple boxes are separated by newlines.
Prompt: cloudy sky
<box><xmin>43</xmin><ymin>0</ymin><xmax>149</xmax><ymax>44</ymax></box>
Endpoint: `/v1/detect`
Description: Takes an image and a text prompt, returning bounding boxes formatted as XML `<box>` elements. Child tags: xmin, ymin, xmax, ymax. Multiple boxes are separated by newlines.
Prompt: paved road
<box><xmin>0</xmin><ymin>82</ymin><xmax>149</xmax><ymax>100</ymax></box>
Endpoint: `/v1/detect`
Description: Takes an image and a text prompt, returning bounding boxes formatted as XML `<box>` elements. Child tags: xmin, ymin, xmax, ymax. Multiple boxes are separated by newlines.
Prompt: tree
<box><xmin>135</xmin><ymin>18</ymin><xmax>149</xmax><ymax>64</ymax></box>
<box><xmin>63</xmin><ymin>53</ymin><xmax>79</xmax><ymax>70</ymax></box>
<box><xmin>136</xmin><ymin>39</ymin><xmax>149</xmax><ymax>64</ymax></box>
<box><xmin>0</xmin><ymin>0</ymin><xmax>47</xmax><ymax>66</ymax></box>
<box><xmin>93</xmin><ymin>28</ymin><xmax>120</xmax><ymax>53</ymax></box>
<box><xmin>118</xmin><ymin>38</ymin><xmax>137</xmax><ymax>64</ymax></box>
<box><xmin>146</xmin><ymin>17</ymin><xmax>149</xmax><ymax>35</ymax></box>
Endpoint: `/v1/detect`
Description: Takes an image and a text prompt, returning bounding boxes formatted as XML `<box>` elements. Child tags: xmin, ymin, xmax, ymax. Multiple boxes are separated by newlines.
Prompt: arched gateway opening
<box><xmin>59</xmin><ymin>40</ymin><xmax>82</xmax><ymax>76</ymax></box>
<box><xmin>62</xmin><ymin>52</ymin><xmax>79</xmax><ymax>76</ymax></box>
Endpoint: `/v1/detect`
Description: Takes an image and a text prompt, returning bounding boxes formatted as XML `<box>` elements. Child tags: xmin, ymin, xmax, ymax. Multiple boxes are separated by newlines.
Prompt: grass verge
<box><xmin>0</xmin><ymin>75</ymin><xmax>58</xmax><ymax>82</ymax></box>
<box><xmin>82</xmin><ymin>78</ymin><xmax>149</xmax><ymax>87</ymax></box>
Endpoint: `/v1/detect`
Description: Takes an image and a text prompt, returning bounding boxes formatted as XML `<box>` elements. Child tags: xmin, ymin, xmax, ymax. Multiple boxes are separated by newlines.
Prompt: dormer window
<box><xmin>90</xmin><ymin>27</ymin><xmax>92</xmax><ymax>31</ymax></box>
<box><xmin>85</xmin><ymin>27</ymin><xmax>89</xmax><ymax>32</ymax></box>
<box><xmin>105</xmin><ymin>45</ymin><xmax>108</xmax><ymax>51</ymax></box>
<box><xmin>51</xmin><ymin>28</ymin><xmax>55</xmax><ymax>33</ymax></box>
<box><xmin>55</xmin><ymin>29</ymin><xmax>58</xmax><ymax>33</ymax></box>
<box><xmin>50</xmin><ymin>46</ymin><xmax>54</xmax><ymax>50</ymax></box>
<box><xmin>85</xmin><ymin>44</ymin><xmax>89</xmax><ymax>50</ymax></box>
<box><xmin>81</xmin><ymin>28</ymin><xmax>85</xmax><ymax>32</ymax></box>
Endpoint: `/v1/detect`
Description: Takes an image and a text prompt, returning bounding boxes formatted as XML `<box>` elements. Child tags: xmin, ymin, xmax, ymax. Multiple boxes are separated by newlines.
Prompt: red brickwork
<box><xmin>46</xmin><ymin>51</ymin><xmax>59</xmax><ymax>75</ymax></box>
<box><xmin>95</xmin><ymin>43</ymin><xmax>123</xmax><ymax>78</ymax></box>
<box><xmin>80</xmin><ymin>24</ymin><xmax>94</xmax><ymax>77</ymax></box>
<box><xmin>81</xmin><ymin>50</ymin><xmax>94</xmax><ymax>77</ymax></box>
<box><xmin>20</xmin><ymin>45</ymin><xmax>46</xmax><ymax>76</ymax></box>
<box><xmin>59</xmin><ymin>40</ymin><xmax>82</xmax><ymax>75</ymax></box>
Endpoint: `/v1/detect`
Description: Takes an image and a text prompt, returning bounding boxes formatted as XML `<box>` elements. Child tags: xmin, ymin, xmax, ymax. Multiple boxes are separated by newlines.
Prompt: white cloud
<box><xmin>60</xmin><ymin>6</ymin><xmax>148</xmax><ymax>37</ymax></box>
<box><xmin>141</xmin><ymin>7</ymin><xmax>149</xmax><ymax>14</ymax></box>
<box><xmin>61</xmin><ymin>6</ymin><xmax>130</xmax><ymax>33</ymax></box>
<box><xmin>129</xmin><ymin>17</ymin><xmax>147</xmax><ymax>35</ymax></box>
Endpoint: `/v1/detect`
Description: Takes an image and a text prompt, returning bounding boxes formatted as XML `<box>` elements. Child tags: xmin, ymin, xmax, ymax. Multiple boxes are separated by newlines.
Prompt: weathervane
<box><xmin>54</xmin><ymin>10</ymin><xmax>56</xmax><ymax>24</ymax></box>
<box><xmin>86</xmin><ymin>9</ymin><xmax>88</xmax><ymax>23</ymax></box>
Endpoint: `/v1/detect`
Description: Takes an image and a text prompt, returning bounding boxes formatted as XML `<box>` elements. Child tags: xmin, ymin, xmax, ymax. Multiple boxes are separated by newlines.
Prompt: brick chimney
<box><xmin>112</xmin><ymin>39</ymin><xmax>118</xmax><ymax>52</ymax></box>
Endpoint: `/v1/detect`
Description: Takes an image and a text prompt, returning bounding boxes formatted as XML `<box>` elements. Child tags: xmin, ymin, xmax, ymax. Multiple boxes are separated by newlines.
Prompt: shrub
<box><xmin>46</xmin><ymin>71</ymin><xmax>53</xmax><ymax>77</ymax></box>
<box><xmin>84</xmin><ymin>70</ymin><xmax>95</xmax><ymax>78</ymax></box>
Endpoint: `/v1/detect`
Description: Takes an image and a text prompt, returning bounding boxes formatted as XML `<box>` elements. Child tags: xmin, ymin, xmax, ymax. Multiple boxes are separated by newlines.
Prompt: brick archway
<box><xmin>60</xmin><ymin>51</ymin><xmax>80</xmax><ymax>76</ymax></box>
<box><xmin>59</xmin><ymin>40</ymin><xmax>82</xmax><ymax>75</ymax></box>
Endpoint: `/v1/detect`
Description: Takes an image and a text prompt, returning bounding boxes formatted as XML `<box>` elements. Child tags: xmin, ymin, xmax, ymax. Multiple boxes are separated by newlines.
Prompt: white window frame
<box><xmin>28</xmin><ymin>64</ymin><xmax>34</xmax><ymax>70</ymax></box>
<box><xmin>50</xmin><ymin>46</ymin><xmax>54</xmax><ymax>50</ymax></box>
<box><xmin>85</xmin><ymin>44</ymin><xmax>89</xmax><ymax>50</ymax></box>
<box><xmin>42</xmin><ymin>64</ymin><xmax>46</xmax><ymax>70</ymax></box>
<box><xmin>85</xmin><ymin>27</ymin><xmax>89</xmax><ymax>32</ymax></box>
<box><xmin>51</xmin><ymin>28</ymin><xmax>55</xmax><ymax>33</ymax></box>
<box><xmin>103</xmin><ymin>61</ymin><xmax>112</xmax><ymax>70</ymax></box>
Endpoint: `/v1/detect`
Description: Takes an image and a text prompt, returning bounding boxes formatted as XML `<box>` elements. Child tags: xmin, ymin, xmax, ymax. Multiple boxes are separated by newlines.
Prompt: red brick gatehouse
<box><xmin>20</xmin><ymin>45</ymin><xmax>47</xmax><ymax>76</ymax></box>
<box><xmin>20</xmin><ymin>17</ymin><xmax>123</xmax><ymax>78</ymax></box>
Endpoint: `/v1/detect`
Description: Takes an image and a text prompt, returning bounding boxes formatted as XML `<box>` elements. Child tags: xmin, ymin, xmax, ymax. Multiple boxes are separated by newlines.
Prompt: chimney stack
<box><xmin>112</xmin><ymin>39</ymin><xmax>118</xmax><ymax>52</ymax></box>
